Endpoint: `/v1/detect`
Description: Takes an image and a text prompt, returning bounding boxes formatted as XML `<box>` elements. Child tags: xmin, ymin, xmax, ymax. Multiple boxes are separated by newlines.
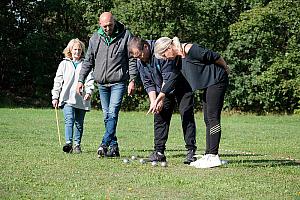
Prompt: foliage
<box><xmin>225</xmin><ymin>0</ymin><xmax>300</xmax><ymax>113</ymax></box>
<box><xmin>1</xmin><ymin>0</ymin><xmax>299</xmax><ymax>113</ymax></box>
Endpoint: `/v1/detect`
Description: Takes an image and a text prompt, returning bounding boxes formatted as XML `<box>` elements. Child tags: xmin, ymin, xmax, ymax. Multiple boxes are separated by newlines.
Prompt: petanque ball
<box><xmin>131</xmin><ymin>155</ymin><xmax>137</xmax><ymax>160</ymax></box>
<box><xmin>139</xmin><ymin>158</ymin><xmax>146</xmax><ymax>164</ymax></box>
<box><xmin>161</xmin><ymin>161</ymin><xmax>167</xmax><ymax>167</ymax></box>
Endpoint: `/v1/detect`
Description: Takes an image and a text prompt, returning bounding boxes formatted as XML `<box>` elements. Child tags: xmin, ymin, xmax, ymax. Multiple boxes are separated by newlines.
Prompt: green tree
<box><xmin>0</xmin><ymin>0</ymin><xmax>113</xmax><ymax>106</ymax></box>
<box><xmin>225</xmin><ymin>0</ymin><xmax>300</xmax><ymax>113</ymax></box>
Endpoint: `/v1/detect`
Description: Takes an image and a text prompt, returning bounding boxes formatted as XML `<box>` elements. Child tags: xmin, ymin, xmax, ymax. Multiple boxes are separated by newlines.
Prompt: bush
<box><xmin>225</xmin><ymin>0</ymin><xmax>300</xmax><ymax>113</ymax></box>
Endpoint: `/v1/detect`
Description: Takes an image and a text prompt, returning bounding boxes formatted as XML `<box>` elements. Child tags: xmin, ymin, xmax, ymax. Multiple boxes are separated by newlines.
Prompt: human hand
<box><xmin>83</xmin><ymin>93</ymin><xmax>91</xmax><ymax>101</ymax></box>
<box><xmin>52</xmin><ymin>99</ymin><xmax>58</xmax><ymax>108</ymax></box>
<box><xmin>147</xmin><ymin>101</ymin><xmax>157</xmax><ymax>115</ymax></box>
<box><xmin>127</xmin><ymin>80</ymin><xmax>135</xmax><ymax>96</ymax></box>
<box><xmin>76</xmin><ymin>82</ymin><xmax>84</xmax><ymax>95</ymax></box>
<box><xmin>156</xmin><ymin>100</ymin><xmax>164</xmax><ymax>113</ymax></box>
<box><xmin>147</xmin><ymin>93</ymin><xmax>166</xmax><ymax>115</ymax></box>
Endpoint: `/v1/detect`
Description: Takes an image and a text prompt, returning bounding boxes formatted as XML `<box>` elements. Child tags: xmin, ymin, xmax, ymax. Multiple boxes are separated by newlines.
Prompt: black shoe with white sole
<box><xmin>97</xmin><ymin>144</ymin><xmax>108</xmax><ymax>157</ymax></box>
<box><xmin>148</xmin><ymin>151</ymin><xmax>166</xmax><ymax>162</ymax></box>
<box><xmin>106</xmin><ymin>146</ymin><xmax>120</xmax><ymax>158</ymax></box>
<box><xmin>183</xmin><ymin>149</ymin><xmax>197</xmax><ymax>164</ymax></box>
<box><xmin>73</xmin><ymin>144</ymin><xmax>82</xmax><ymax>154</ymax></box>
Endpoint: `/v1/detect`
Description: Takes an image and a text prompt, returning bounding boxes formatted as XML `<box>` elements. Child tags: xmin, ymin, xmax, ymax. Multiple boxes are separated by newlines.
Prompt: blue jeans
<box><xmin>62</xmin><ymin>104</ymin><xmax>86</xmax><ymax>145</ymax></box>
<box><xmin>99</xmin><ymin>82</ymin><xmax>126</xmax><ymax>147</ymax></box>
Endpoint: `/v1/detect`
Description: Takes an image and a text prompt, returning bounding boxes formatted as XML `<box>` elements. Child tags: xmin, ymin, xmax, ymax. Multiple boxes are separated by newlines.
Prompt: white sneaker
<box><xmin>189</xmin><ymin>154</ymin><xmax>207</xmax><ymax>167</ymax></box>
<box><xmin>193</xmin><ymin>154</ymin><xmax>227</xmax><ymax>169</ymax></box>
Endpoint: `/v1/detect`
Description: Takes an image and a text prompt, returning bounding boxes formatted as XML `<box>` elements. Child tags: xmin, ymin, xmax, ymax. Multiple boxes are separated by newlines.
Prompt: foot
<box><xmin>148</xmin><ymin>151</ymin><xmax>166</xmax><ymax>162</ymax></box>
<box><xmin>190</xmin><ymin>154</ymin><xmax>227</xmax><ymax>168</ymax></box>
<box><xmin>63</xmin><ymin>143</ymin><xmax>73</xmax><ymax>153</ymax></box>
<box><xmin>106</xmin><ymin>145</ymin><xmax>120</xmax><ymax>157</ymax></box>
<box><xmin>183</xmin><ymin>149</ymin><xmax>197</xmax><ymax>164</ymax></box>
<box><xmin>97</xmin><ymin>144</ymin><xmax>108</xmax><ymax>157</ymax></box>
<box><xmin>73</xmin><ymin>144</ymin><xmax>82</xmax><ymax>154</ymax></box>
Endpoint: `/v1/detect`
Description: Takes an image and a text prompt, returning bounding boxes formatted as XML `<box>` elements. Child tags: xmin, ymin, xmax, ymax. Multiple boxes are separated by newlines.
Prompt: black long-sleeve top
<box><xmin>161</xmin><ymin>44</ymin><xmax>227</xmax><ymax>94</ymax></box>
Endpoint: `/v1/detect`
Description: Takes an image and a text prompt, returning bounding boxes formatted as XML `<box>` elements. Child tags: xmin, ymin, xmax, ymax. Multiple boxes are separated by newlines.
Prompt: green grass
<box><xmin>0</xmin><ymin>108</ymin><xmax>299</xmax><ymax>199</ymax></box>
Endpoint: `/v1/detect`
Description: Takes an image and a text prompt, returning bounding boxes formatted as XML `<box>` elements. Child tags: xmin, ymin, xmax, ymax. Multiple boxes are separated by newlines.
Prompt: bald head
<box><xmin>99</xmin><ymin>12</ymin><xmax>115</xmax><ymax>36</ymax></box>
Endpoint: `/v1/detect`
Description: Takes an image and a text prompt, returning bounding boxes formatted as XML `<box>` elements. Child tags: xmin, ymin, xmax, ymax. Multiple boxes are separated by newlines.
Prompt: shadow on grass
<box><xmin>226</xmin><ymin>159</ymin><xmax>300</xmax><ymax>167</ymax></box>
<box><xmin>220</xmin><ymin>153</ymin><xmax>264</xmax><ymax>157</ymax></box>
<box><xmin>81</xmin><ymin>149</ymin><xmax>300</xmax><ymax>167</ymax></box>
<box><xmin>125</xmin><ymin>150</ymin><xmax>265</xmax><ymax>158</ymax></box>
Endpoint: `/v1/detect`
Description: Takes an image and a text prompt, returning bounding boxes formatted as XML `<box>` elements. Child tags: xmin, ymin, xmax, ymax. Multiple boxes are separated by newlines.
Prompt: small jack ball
<box><xmin>131</xmin><ymin>155</ymin><xmax>137</xmax><ymax>160</ymax></box>
<box><xmin>139</xmin><ymin>158</ymin><xmax>146</xmax><ymax>164</ymax></box>
<box><xmin>123</xmin><ymin>158</ymin><xmax>129</xmax><ymax>163</ymax></box>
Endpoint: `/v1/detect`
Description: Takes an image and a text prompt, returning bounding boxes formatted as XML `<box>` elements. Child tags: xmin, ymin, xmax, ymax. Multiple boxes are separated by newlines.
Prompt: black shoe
<box><xmin>184</xmin><ymin>149</ymin><xmax>197</xmax><ymax>164</ymax></box>
<box><xmin>148</xmin><ymin>151</ymin><xmax>166</xmax><ymax>162</ymax></box>
<box><xmin>73</xmin><ymin>144</ymin><xmax>82</xmax><ymax>154</ymax></box>
<box><xmin>63</xmin><ymin>143</ymin><xmax>73</xmax><ymax>153</ymax></box>
<box><xmin>106</xmin><ymin>146</ymin><xmax>120</xmax><ymax>157</ymax></box>
<box><xmin>97</xmin><ymin>144</ymin><xmax>108</xmax><ymax>157</ymax></box>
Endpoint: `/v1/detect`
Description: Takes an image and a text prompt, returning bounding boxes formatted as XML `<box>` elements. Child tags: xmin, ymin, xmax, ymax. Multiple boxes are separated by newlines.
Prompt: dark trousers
<box><xmin>203</xmin><ymin>75</ymin><xmax>228</xmax><ymax>155</ymax></box>
<box><xmin>154</xmin><ymin>82</ymin><xmax>197</xmax><ymax>153</ymax></box>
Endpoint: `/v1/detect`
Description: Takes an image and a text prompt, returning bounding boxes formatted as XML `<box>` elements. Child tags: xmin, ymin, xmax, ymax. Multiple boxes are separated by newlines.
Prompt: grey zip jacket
<box><xmin>79</xmin><ymin>21</ymin><xmax>137</xmax><ymax>84</ymax></box>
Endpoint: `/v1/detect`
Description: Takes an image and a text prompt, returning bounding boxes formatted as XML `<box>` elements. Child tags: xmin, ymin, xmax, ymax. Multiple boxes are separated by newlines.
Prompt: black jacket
<box><xmin>162</xmin><ymin>44</ymin><xmax>227</xmax><ymax>94</ymax></box>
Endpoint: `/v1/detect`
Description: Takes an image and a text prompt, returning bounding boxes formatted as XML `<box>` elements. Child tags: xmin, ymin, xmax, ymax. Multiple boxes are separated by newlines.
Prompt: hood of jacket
<box><xmin>97</xmin><ymin>21</ymin><xmax>126</xmax><ymax>46</ymax></box>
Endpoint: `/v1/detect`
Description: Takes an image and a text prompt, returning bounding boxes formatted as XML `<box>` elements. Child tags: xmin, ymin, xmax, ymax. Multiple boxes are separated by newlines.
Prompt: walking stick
<box><xmin>55</xmin><ymin>107</ymin><xmax>62</xmax><ymax>146</ymax></box>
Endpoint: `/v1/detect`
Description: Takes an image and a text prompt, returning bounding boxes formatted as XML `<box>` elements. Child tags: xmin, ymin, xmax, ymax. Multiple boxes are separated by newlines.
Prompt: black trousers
<box><xmin>153</xmin><ymin>79</ymin><xmax>196</xmax><ymax>153</ymax></box>
<box><xmin>203</xmin><ymin>75</ymin><xmax>228</xmax><ymax>155</ymax></box>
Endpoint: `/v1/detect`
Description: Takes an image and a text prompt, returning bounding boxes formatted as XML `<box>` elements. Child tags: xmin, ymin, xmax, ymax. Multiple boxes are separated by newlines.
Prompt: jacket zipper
<box><xmin>104</xmin><ymin>46</ymin><xmax>109</xmax><ymax>83</ymax></box>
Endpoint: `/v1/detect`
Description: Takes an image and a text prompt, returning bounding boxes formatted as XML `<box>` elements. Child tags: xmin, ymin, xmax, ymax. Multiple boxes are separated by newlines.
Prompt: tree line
<box><xmin>1</xmin><ymin>0</ymin><xmax>299</xmax><ymax>113</ymax></box>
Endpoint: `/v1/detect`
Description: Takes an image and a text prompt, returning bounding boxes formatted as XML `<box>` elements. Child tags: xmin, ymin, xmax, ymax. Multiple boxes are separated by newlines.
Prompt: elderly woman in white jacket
<box><xmin>51</xmin><ymin>38</ymin><xmax>94</xmax><ymax>154</ymax></box>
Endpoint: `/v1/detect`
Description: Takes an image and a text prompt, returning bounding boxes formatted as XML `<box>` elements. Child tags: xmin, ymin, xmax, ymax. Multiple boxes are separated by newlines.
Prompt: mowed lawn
<box><xmin>0</xmin><ymin>108</ymin><xmax>299</xmax><ymax>199</ymax></box>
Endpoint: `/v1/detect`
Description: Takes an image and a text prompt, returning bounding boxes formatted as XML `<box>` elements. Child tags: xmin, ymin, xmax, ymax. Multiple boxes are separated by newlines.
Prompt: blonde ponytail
<box><xmin>171</xmin><ymin>37</ymin><xmax>181</xmax><ymax>51</ymax></box>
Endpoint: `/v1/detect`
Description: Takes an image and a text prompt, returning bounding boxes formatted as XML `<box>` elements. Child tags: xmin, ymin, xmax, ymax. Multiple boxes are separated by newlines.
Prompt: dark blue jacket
<box><xmin>137</xmin><ymin>40</ymin><xmax>175</xmax><ymax>93</ymax></box>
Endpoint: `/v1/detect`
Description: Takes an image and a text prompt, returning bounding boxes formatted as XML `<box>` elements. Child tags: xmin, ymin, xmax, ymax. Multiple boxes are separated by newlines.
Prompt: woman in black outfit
<box><xmin>151</xmin><ymin>37</ymin><xmax>229</xmax><ymax>169</ymax></box>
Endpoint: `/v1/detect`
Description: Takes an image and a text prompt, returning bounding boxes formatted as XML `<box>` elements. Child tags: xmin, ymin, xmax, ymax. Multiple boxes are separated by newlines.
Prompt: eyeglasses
<box><xmin>131</xmin><ymin>46</ymin><xmax>144</xmax><ymax>59</ymax></box>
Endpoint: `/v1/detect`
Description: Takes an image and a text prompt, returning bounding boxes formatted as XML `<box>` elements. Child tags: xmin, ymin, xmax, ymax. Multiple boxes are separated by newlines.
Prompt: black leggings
<box><xmin>203</xmin><ymin>76</ymin><xmax>228</xmax><ymax>155</ymax></box>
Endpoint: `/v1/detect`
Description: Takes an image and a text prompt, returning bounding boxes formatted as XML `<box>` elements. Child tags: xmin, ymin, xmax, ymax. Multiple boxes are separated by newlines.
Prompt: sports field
<box><xmin>0</xmin><ymin>108</ymin><xmax>299</xmax><ymax>199</ymax></box>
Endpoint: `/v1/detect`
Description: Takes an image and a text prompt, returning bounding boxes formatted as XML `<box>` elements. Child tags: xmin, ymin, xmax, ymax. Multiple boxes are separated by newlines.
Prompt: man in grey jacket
<box><xmin>77</xmin><ymin>12</ymin><xmax>137</xmax><ymax>157</ymax></box>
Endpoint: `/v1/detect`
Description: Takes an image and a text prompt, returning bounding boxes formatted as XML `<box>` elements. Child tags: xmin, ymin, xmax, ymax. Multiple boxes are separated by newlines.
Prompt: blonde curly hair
<box><xmin>63</xmin><ymin>38</ymin><xmax>85</xmax><ymax>59</ymax></box>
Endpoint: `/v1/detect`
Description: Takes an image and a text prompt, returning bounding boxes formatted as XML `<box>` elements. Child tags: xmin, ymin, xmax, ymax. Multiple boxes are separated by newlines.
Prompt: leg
<box><xmin>176</xmin><ymin>88</ymin><xmax>197</xmax><ymax>164</ymax></box>
<box><xmin>153</xmin><ymin>95</ymin><xmax>175</xmax><ymax>154</ymax></box>
<box><xmin>98</xmin><ymin>84</ymin><xmax>111</xmax><ymax>147</ymax></box>
<box><xmin>62</xmin><ymin>105</ymin><xmax>75</xmax><ymax>144</ymax></box>
<box><xmin>74</xmin><ymin>108</ymin><xmax>86</xmax><ymax>146</ymax></box>
<box><xmin>203</xmin><ymin>89</ymin><xmax>210</xmax><ymax>154</ymax></box>
<box><xmin>190</xmin><ymin>79</ymin><xmax>228</xmax><ymax>168</ymax></box>
<box><xmin>62</xmin><ymin>104</ymin><xmax>75</xmax><ymax>153</ymax></box>
<box><xmin>203</xmin><ymin>80</ymin><xmax>228</xmax><ymax>155</ymax></box>
<box><xmin>107</xmin><ymin>82</ymin><xmax>126</xmax><ymax>148</ymax></box>
<box><xmin>176</xmin><ymin>89</ymin><xmax>197</xmax><ymax>151</ymax></box>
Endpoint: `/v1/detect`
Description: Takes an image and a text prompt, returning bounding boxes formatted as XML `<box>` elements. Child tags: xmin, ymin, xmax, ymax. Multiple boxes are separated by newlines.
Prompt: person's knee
<box><xmin>64</xmin><ymin>114</ymin><xmax>74</xmax><ymax>125</ymax></box>
<box><xmin>107</xmin><ymin>111</ymin><xmax>118</xmax><ymax>120</ymax></box>
<box><xmin>108</xmin><ymin>105</ymin><xmax>121</xmax><ymax>118</ymax></box>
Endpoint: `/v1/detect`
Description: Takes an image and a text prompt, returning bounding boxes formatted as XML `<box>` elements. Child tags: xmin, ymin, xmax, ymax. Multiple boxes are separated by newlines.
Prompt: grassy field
<box><xmin>0</xmin><ymin>108</ymin><xmax>299</xmax><ymax>199</ymax></box>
